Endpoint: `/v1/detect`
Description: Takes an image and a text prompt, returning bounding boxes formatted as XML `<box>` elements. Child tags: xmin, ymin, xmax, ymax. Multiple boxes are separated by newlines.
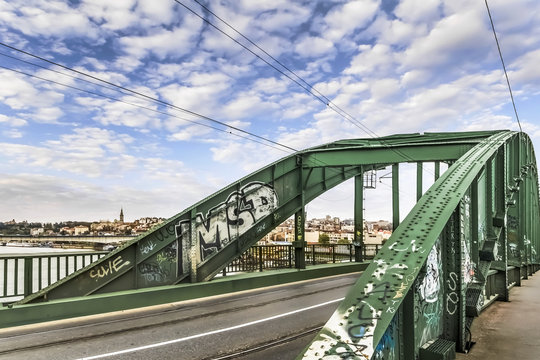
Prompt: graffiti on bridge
<box><xmin>138</xmin><ymin>242</ymin><xmax>178</xmax><ymax>283</ymax></box>
<box><xmin>89</xmin><ymin>255</ymin><xmax>130</xmax><ymax>281</ymax></box>
<box><xmin>415</xmin><ymin>241</ymin><xmax>443</xmax><ymax>347</ymax></box>
<box><xmin>175</xmin><ymin>182</ymin><xmax>278</xmax><ymax>262</ymax></box>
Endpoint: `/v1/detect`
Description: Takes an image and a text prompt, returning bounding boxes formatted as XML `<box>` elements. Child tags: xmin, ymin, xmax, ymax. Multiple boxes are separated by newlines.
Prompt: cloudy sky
<box><xmin>0</xmin><ymin>0</ymin><xmax>538</xmax><ymax>223</ymax></box>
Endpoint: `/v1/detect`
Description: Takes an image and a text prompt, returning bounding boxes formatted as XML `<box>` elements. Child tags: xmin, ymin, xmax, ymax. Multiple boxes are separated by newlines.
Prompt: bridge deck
<box><xmin>457</xmin><ymin>273</ymin><xmax>540</xmax><ymax>360</ymax></box>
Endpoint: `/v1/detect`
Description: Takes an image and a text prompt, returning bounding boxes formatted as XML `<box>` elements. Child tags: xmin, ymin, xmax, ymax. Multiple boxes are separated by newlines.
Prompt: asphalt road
<box><xmin>0</xmin><ymin>272</ymin><xmax>361</xmax><ymax>360</ymax></box>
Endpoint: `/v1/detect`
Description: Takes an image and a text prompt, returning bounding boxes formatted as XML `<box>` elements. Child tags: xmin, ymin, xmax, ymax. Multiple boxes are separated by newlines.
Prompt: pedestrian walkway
<box><xmin>457</xmin><ymin>272</ymin><xmax>540</xmax><ymax>360</ymax></box>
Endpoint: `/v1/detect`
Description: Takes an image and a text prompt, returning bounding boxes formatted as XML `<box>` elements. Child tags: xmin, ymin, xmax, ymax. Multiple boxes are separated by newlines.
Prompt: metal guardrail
<box><xmin>224</xmin><ymin>244</ymin><xmax>381</xmax><ymax>275</ymax></box>
<box><xmin>1</xmin><ymin>244</ymin><xmax>380</xmax><ymax>302</ymax></box>
<box><xmin>1</xmin><ymin>251</ymin><xmax>107</xmax><ymax>302</ymax></box>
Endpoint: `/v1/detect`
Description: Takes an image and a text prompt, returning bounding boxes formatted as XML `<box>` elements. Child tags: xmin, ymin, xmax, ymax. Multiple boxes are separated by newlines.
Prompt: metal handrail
<box><xmin>1</xmin><ymin>251</ymin><xmax>108</xmax><ymax>301</ymax></box>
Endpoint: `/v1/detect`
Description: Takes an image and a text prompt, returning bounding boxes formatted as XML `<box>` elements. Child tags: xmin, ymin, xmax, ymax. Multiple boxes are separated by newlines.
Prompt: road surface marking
<box><xmin>77</xmin><ymin>297</ymin><xmax>344</xmax><ymax>359</ymax></box>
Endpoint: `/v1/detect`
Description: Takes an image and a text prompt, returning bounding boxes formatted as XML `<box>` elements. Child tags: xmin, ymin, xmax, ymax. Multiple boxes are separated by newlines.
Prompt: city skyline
<box><xmin>1</xmin><ymin>1</ymin><xmax>538</xmax><ymax>222</ymax></box>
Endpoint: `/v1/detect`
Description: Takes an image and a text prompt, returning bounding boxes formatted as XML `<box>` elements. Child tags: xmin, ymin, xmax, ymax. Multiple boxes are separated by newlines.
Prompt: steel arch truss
<box><xmin>18</xmin><ymin>130</ymin><xmax>540</xmax><ymax>360</ymax></box>
<box><xmin>298</xmin><ymin>130</ymin><xmax>540</xmax><ymax>359</ymax></box>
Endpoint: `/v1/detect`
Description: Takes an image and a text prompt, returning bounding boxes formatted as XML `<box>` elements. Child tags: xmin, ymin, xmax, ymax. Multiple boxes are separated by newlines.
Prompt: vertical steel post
<box><xmin>294</xmin><ymin>209</ymin><xmax>306</xmax><ymax>269</ymax></box>
<box><xmin>294</xmin><ymin>155</ymin><xmax>306</xmax><ymax>269</ymax></box>
<box><xmin>392</xmin><ymin>163</ymin><xmax>400</xmax><ymax>230</ymax></box>
<box><xmin>442</xmin><ymin>209</ymin><xmax>466</xmax><ymax>351</ymax></box>
<box><xmin>354</xmin><ymin>174</ymin><xmax>364</xmax><ymax>262</ymax></box>
<box><xmin>471</xmin><ymin>178</ymin><xmax>479</xmax><ymax>268</ymax></box>
<box><xmin>417</xmin><ymin>162</ymin><xmax>423</xmax><ymax>201</ymax></box>
<box><xmin>434</xmin><ymin>161</ymin><xmax>440</xmax><ymax>180</ymax></box>
<box><xmin>24</xmin><ymin>258</ymin><xmax>33</xmax><ymax>297</ymax></box>
<box><xmin>190</xmin><ymin>208</ymin><xmax>199</xmax><ymax>283</ymax></box>
<box><xmin>494</xmin><ymin>148</ymin><xmax>510</xmax><ymax>300</ymax></box>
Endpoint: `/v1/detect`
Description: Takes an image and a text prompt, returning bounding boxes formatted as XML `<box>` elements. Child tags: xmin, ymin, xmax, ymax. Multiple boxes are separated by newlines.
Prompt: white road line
<box><xmin>76</xmin><ymin>297</ymin><xmax>344</xmax><ymax>360</ymax></box>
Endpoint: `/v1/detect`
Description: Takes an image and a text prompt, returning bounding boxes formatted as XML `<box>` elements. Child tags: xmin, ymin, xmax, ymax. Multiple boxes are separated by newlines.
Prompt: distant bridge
<box><xmin>1</xmin><ymin>130</ymin><xmax>538</xmax><ymax>360</ymax></box>
<box><xmin>0</xmin><ymin>235</ymin><xmax>135</xmax><ymax>245</ymax></box>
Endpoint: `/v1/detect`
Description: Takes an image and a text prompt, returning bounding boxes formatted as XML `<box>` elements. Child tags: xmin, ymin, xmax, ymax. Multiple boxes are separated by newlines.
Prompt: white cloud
<box><xmin>401</xmin><ymin>10</ymin><xmax>491</xmax><ymax>69</ymax></box>
<box><xmin>168</xmin><ymin>125</ymin><xmax>213</xmax><ymax>141</ymax></box>
<box><xmin>255</xmin><ymin>3</ymin><xmax>312</xmax><ymax>34</ymax></box>
<box><xmin>76</xmin><ymin>94</ymin><xmax>162</xmax><ymax>129</ymax></box>
<box><xmin>370</xmin><ymin>78</ymin><xmax>401</xmax><ymax>100</ymax></box>
<box><xmin>509</xmin><ymin>49</ymin><xmax>540</xmax><ymax>86</ymax></box>
<box><xmin>323</xmin><ymin>0</ymin><xmax>379</xmax><ymax>42</ymax></box>
<box><xmin>0</xmin><ymin>70</ymin><xmax>66</xmax><ymax>124</ymax></box>
<box><xmin>252</xmin><ymin>77</ymin><xmax>289</xmax><ymax>95</ymax></box>
<box><xmin>294</xmin><ymin>36</ymin><xmax>336</xmax><ymax>58</ymax></box>
<box><xmin>0</xmin><ymin>1</ymin><xmax>100</xmax><ymax>39</ymax></box>
<box><xmin>395</xmin><ymin>0</ymin><xmax>441</xmax><ymax>24</ymax></box>
<box><xmin>33</xmin><ymin>107</ymin><xmax>64</xmax><ymax>123</ymax></box>
<box><xmin>0</xmin><ymin>170</ymin><xmax>214</xmax><ymax>222</ymax></box>
<box><xmin>119</xmin><ymin>16</ymin><xmax>203</xmax><ymax>59</ymax></box>
<box><xmin>345</xmin><ymin>44</ymin><xmax>396</xmax><ymax>77</ymax></box>
<box><xmin>159</xmin><ymin>72</ymin><xmax>231</xmax><ymax>122</ymax></box>
<box><xmin>223</xmin><ymin>92</ymin><xmax>279</xmax><ymax>120</ymax></box>
<box><xmin>0</xmin><ymin>114</ymin><xmax>27</xmax><ymax>127</ymax></box>
<box><xmin>1</xmin><ymin>127</ymin><xmax>135</xmax><ymax>176</ymax></box>
<box><xmin>2</xmin><ymin>129</ymin><xmax>23</xmax><ymax>138</ymax></box>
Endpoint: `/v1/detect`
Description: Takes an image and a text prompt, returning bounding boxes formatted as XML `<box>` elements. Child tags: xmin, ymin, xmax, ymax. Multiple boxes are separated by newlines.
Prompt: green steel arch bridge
<box><xmin>3</xmin><ymin>130</ymin><xmax>539</xmax><ymax>360</ymax></box>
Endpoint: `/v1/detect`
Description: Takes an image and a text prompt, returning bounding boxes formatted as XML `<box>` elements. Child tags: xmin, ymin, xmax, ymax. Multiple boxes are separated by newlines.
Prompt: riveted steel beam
<box><xmin>297</xmin><ymin>130</ymin><xmax>537</xmax><ymax>359</ymax></box>
<box><xmin>18</xmin><ymin>130</ymin><xmax>538</xmax><ymax>322</ymax></box>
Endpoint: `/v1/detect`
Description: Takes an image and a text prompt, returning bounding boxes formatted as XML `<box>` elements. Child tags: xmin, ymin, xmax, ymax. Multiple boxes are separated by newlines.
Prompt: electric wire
<box><xmin>1</xmin><ymin>27</ymin><xmax>429</xmax><ymax>176</ymax></box>
<box><xmin>484</xmin><ymin>0</ymin><xmax>522</xmax><ymax>133</ymax></box>
<box><xmin>0</xmin><ymin>64</ymin><xmax>291</xmax><ymax>154</ymax></box>
<box><xmin>0</xmin><ymin>51</ymin><xmax>123</xmax><ymax>94</ymax></box>
<box><xmin>189</xmin><ymin>0</ymin><xmax>377</xmax><ymax>136</ymax></box>
<box><xmin>0</xmin><ymin>44</ymin><xmax>390</xmax><ymax>178</ymax></box>
<box><xmin>0</xmin><ymin>41</ymin><xmax>298</xmax><ymax>153</ymax></box>
<box><xmin>0</xmin><ymin>47</ymin><xmax>362</xmax><ymax>181</ymax></box>
<box><xmin>177</xmin><ymin>0</ymin><xmax>434</xmax><ymax>174</ymax></box>
<box><xmin>175</xmin><ymin>0</ymin><xmax>379</xmax><ymax>138</ymax></box>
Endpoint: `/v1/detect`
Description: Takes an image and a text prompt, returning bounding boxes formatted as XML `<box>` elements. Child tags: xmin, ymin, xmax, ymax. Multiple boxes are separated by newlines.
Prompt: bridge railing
<box><xmin>223</xmin><ymin>244</ymin><xmax>380</xmax><ymax>275</ymax></box>
<box><xmin>0</xmin><ymin>251</ymin><xmax>108</xmax><ymax>302</ymax></box>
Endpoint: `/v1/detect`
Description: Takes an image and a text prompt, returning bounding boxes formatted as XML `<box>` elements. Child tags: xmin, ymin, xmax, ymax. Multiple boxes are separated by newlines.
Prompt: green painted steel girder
<box><xmin>297</xmin><ymin>130</ymin><xmax>540</xmax><ymax>359</ymax></box>
<box><xmin>303</xmin><ymin>142</ymin><xmax>475</xmax><ymax>167</ymax></box>
<box><xmin>17</xmin><ymin>130</ymin><xmax>535</xmax><ymax>314</ymax></box>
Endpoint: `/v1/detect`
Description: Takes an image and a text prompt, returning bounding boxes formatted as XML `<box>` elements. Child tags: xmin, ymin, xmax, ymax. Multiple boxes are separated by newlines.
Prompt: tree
<box><xmin>319</xmin><ymin>233</ymin><xmax>330</xmax><ymax>244</ymax></box>
<box><xmin>337</xmin><ymin>238</ymin><xmax>350</xmax><ymax>244</ymax></box>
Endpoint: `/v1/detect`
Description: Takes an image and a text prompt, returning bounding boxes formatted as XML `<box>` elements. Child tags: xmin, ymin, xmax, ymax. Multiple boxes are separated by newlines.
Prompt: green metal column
<box><xmin>392</xmin><ymin>163</ymin><xmax>400</xmax><ymax>230</ymax></box>
<box><xmin>417</xmin><ymin>162</ymin><xmax>423</xmax><ymax>201</ymax></box>
<box><xmin>442</xmin><ymin>208</ymin><xmax>466</xmax><ymax>351</ymax></box>
<box><xmin>294</xmin><ymin>156</ymin><xmax>306</xmax><ymax>269</ymax></box>
<box><xmin>190</xmin><ymin>209</ymin><xmax>199</xmax><ymax>283</ymax></box>
<box><xmin>434</xmin><ymin>161</ymin><xmax>440</xmax><ymax>180</ymax></box>
<box><xmin>354</xmin><ymin>174</ymin><xmax>364</xmax><ymax>262</ymax></box>
<box><xmin>294</xmin><ymin>209</ymin><xmax>306</xmax><ymax>269</ymax></box>
<box><xmin>471</xmin><ymin>178</ymin><xmax>479</xmax><ymax>271</ymax></box>
<box><xmin>495</xmin><ymin>148</ymin><xmax>510</xmax><ymax>300</ymax></box>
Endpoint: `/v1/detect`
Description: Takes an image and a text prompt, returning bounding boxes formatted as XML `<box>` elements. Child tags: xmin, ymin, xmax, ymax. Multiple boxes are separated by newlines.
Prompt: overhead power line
<box><xmin>0</xmin><ymin>63</ymin><xmax>292</xmax><ymax>154</ymax></box>
<box><xmin>484</xmin><ymin>0</ymin><xmax>522</xmax><ymax>133</ymax></box>
<box><xmin>178</xmin><ymin>0</ymin><xmax>434</xmax><ymax>174</ymax></box>
<box><xmin>0</xmin><ymin>41</ymin><xmax>297</xmax><ymax>153</ymax></box>
<box><xmin>177</xmin><ymin>0</ymin><xmax>379</xmax><ymax>138</ymax></box>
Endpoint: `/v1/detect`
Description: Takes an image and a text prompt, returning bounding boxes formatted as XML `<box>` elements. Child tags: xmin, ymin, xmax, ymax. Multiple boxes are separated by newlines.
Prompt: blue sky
<box><xmin>0</xmin><ymin>0</ymin><xmax>539</xmax><ymax>223</ymax></box>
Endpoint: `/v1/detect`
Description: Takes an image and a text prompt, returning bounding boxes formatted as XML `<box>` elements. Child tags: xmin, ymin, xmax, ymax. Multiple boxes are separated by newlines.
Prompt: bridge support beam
<box><xmin>417</xmin><ymin>162</ymin><xmax>423</xmax><ymax>201</ymax></box>
<box><xmin>354</xmin><ymin>174</ymin><xmax>364</xmax><ymax>262</ymax></box>
<box><xmin>392</xmin><ymin>163</ymin><xmax>400</xmax><ymax>230</ymax></box>
<box><xmin>294</xmin><ymin>209</ymin><xmax>306</xmax><ymax>269</ymax></box>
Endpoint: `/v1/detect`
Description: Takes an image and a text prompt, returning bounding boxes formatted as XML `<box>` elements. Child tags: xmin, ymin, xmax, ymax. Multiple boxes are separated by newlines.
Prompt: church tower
<box><xmin>119</xmin><ymin>207</ymin><xmax>124</xmax><ymax>223</ymax></box>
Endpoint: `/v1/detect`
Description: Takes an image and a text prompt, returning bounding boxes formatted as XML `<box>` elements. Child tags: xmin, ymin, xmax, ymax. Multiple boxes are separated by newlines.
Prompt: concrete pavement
<box><xmin>457</xmin><ymin>273</ymin><xmax>540</xmax><ymax>360</ymax></box>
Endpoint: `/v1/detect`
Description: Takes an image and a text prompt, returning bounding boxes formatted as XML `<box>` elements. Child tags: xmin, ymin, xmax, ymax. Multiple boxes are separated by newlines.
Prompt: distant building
<box><xmin>30</xmin><ymin>227</ymin><xmax>44</xmax><ymax>236</ymax></box>
<box><xmin>119</xmin><ymin>208</ymin><xmax>124</xmax><ymax>223</ymax></box>
<box><xmin>74</xmin><ymin>225</ymin><xmax>89</xmax><ymax>236</ymax></box>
